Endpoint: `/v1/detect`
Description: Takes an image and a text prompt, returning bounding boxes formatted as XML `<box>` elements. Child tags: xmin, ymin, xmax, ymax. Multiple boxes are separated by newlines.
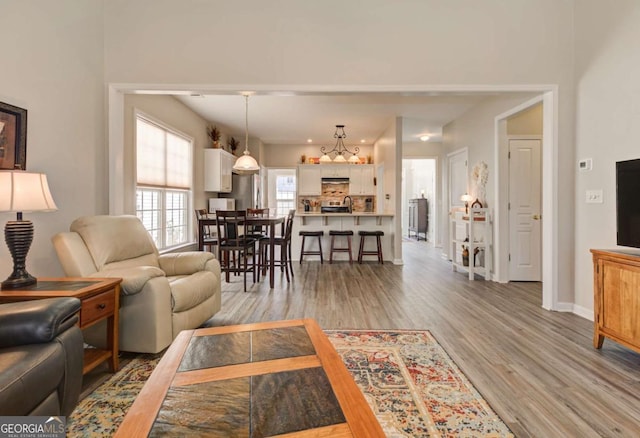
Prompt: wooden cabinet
<box><xmin>297</xmin><ymin>165</ymin><xmax>322</xmax><ymax>195</ymax></box>
<box><xmin>349</xmin><ymin>165</ymin><xmax>375</xmax><ymax>195</ymax></box>
<box><xmin>0</xmin><ymin>277</ymin><xmax>122</xmax><ymax>374</ymax></box>
<box><xmin>321</xmin><ymin>165</ymin><xmax>350</xmax><ymax>178</ymax></box>
<box><xmin>449</xmin><ymin>207</ymin><xmax>492</xmax><ymax>280</ymax></box>
<box><xmin>591</xmin><ymin>249</ymin><xmax>640</xmax><ymax>353</ymax></box>
<box><xmin>408</xmin><ymin>198</ymin><xmax>428</xmax><ymax>241</ymax></box>
<box><xmin>204</xmin><ymin>149</ymin><xmax>234</xmax><ymax>193</ymax></box>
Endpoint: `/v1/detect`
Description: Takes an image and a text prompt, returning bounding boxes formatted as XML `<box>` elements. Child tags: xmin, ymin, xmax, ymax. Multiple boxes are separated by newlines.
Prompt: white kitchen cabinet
<box><xmin>297</xmin><ymin>165</ymin><xmax>322</xmax><ymax>195</ymax></box>
<box><xmin>349</xmin><ymin>165</ymin><xmax>375</xmax><ymax>195</ymax></box>
<box><xmin>204</xmin><ymin>149</ymin><xmax>234</xmax><ymax>193</ymax></box>
<box><xmin>320</xmin><ymin>165</ymin><xmax>350</xmax><ymax>178</ymax></box>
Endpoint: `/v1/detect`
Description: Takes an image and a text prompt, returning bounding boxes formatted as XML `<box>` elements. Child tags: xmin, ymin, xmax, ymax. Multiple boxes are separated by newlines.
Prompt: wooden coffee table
<box><xmin>115</xmin><ymin>319</ymin><xmax>383</xmax><ymax>437</ymax></box>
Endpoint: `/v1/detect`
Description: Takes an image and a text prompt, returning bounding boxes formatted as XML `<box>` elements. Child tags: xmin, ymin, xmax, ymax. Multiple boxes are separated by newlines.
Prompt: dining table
<box><xmin>198</xmin><ymin>215</ymin><xmax>285</xmax><ymax>289</ymax></box>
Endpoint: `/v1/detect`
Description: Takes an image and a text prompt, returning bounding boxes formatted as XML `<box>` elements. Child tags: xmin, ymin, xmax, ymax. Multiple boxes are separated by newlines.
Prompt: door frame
<box><xmin>109</xmin><ymin>84</ymin><xmax>560</xmax><ymax>311</ymax></box>
<box><xmin>494</xmin><ymin>93</ymin><xmax>557</xmax><ymax>310</ymax></box>
<box><xmin>401</xmin><ymin>157</ymin><xmax>439</xmax><ymax>245</ymax></box>
<box><xmin>444</xmin><ymin>147</ymin><xmax>468</xmax><ymax>260</ymax></box>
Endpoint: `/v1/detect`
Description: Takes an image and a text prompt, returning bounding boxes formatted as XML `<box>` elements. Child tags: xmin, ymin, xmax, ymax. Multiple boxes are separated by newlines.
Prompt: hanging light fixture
<box><xmin>319</xmin><ymin>125</ymin><xmax>359</xmax><ymax>164</ymax></box>
<box><xmin>233</xmin><ymin>93</ymin><xmax>260</xmax><ymax>174</ymax></box>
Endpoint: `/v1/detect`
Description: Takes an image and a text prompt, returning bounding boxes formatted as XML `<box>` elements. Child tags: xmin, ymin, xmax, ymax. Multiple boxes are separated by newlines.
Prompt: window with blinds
<box><xmin>135</xmin><ymin>115</ymin><xmax>193</xmax><ymax>249</ymax></box>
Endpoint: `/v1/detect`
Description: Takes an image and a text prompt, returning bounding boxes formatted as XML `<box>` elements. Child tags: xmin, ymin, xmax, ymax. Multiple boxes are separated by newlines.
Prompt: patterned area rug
<box><xmin>68</xmin><ymin>330</ymin><xmax>512</xmax><ymax>437</ymax></box>
<box><xmin>326</xmin><ymin>330</ymin><xmax>513</xmax><ymax>437</ymax></box>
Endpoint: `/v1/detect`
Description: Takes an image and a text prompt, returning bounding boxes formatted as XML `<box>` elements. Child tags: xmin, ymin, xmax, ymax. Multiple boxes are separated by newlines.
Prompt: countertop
<box><xmin>297</xmin><ymin>211</ymin><xmax>394</xmax><ymax>217</ymax></box>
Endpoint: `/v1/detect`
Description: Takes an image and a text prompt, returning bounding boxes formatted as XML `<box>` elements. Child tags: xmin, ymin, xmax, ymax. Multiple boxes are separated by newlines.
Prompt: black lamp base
<box><xmin>1</xmin><ymin>273</ymin><xmax>36</xmax><ymax>289</ymax></box>
<box><xmin>2</xmin><ymin>219</ymin><xmax>37</xmax><ymax>290</ymax></box>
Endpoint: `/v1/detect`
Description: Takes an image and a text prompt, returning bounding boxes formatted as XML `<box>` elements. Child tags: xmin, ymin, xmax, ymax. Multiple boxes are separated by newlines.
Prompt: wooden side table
<box><xmin>0</xmin><ymin>277</ymin><xmax>121</xmax><ymax>374</ymax></box>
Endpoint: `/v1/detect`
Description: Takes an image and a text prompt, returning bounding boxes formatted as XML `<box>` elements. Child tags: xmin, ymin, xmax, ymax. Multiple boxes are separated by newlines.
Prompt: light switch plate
<box><xmin>586</xmin><ymin>189</ymin><xmax>603</xmax><ymax>204</ymax></box>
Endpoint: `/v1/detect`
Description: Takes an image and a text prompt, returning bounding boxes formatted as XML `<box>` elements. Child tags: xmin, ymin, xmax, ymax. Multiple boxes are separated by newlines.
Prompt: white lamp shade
<box><xmin>232</xmin><ymin>152</ymin><xmax>260</xmax><ymax>174</ymax></box>
<box><xmin>319</xmin><ymin>154</ymin><xmax>332</xmax><ymax>164</ymax></box>
<box><xmin>0</xmin><ymin>171</ymin><xmax>58</xmax><ymax>213</ymax></box>
<box><xmin>348</xmin><ymin>154</ymin><xmax>360</xmax><ymax>163</ymax></box>
<box><xmin>460</xmin><ymin>193</ymin><xmax>473</xmax><ymax>203</ymax></box>
<box><xmin>333</xmin><ymin>154</ymin><xmax>347</xmax><ymax>164</ymax></box>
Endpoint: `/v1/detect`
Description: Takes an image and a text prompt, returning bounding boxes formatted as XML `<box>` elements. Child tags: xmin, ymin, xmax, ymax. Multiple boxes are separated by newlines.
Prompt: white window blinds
<box><xmin>136</xmin><ymin>117</ymin><xmax>191</xmax><ymax>189</ymax></box>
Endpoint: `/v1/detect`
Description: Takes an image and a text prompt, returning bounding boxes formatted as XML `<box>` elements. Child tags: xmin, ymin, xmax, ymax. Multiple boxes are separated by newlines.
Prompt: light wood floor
<box><xmin>206</xmin><ymin>240</ymin><xmax>640</xmax><ymax>438</ymax></box>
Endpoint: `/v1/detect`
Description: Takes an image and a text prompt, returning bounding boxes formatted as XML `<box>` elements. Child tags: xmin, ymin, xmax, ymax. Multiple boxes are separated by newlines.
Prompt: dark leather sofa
<box><xmin>0</xmin><ymin>297</ymin><xmax>83</xmax><ymax>415</ymax></box>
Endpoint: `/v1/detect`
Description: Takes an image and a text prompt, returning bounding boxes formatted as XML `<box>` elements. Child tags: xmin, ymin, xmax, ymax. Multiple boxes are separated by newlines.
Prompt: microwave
<box><xmin>208</xmin><ymin>198</ymin><xmax>235</xmax><ymax>213</ymax></box>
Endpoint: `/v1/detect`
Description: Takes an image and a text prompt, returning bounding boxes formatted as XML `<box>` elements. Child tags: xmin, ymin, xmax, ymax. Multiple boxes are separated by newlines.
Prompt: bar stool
<box><xmin>329</xmin><ymin>230</ymin><xmax>354</xmax><ymax>264</ymax></box>
<box><xmin>299</xmin><ymin>230</ymin><xmax>324</xmax><ymax>264</ymax></box>
<box><xmin>358</xmin><ymin>230</ymin><xmax>384</xmax><ymax>264</ymax></box>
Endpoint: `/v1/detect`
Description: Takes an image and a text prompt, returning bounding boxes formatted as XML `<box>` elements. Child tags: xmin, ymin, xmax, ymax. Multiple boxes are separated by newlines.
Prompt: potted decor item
<box><xmin>228</xmin><ymin>137</ymin><xmax>239</xmax><ymax>155</ymax></box>
<box><xmin>462</xmin><ymin>245</ymin><xmax>469</xmax><ymax>266</ymax></box>
<box><xmin>206</xmin><ymin>125</ymin><xmax>221</xmax><ymax>148</ymax></box>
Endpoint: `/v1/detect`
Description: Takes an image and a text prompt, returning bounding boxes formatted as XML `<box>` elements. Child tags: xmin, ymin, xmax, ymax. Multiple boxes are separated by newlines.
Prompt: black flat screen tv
<box><xmin>616</xmin><ymin>158</ymin><xmax>640</xmax><ymax>248</ymax></box>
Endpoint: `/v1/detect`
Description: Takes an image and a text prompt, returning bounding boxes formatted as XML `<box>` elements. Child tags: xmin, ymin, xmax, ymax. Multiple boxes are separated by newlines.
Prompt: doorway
<box><xmin>402</xmin><ymin>158</ymin><xmax>437</xmax><ymax>242</ymax></box>
<box><xmin>495</xmin><ymin>99</ymin><xmax>545</xmax><ymax>286</ymax></box>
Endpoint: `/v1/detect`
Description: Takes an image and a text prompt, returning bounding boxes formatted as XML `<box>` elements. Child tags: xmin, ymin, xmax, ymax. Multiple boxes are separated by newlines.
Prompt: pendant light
<box><xmin>233</xmin><ymin>93</ymin><xmax>260</xmax><ymax>174</ymax></box>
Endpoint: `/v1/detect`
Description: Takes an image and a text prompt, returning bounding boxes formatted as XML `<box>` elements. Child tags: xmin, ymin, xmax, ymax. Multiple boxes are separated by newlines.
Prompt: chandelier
<box><xmin>319</xmin><ymin>125</ymin><xmax>360</xmax><ymax>164</ymax></box>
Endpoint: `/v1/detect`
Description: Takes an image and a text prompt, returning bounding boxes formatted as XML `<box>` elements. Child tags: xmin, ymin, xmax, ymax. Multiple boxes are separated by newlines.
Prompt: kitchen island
<box><xmin>293</xmin><ymin>211</ymin><xmax>394</xmax><ymax>262</ymax></box>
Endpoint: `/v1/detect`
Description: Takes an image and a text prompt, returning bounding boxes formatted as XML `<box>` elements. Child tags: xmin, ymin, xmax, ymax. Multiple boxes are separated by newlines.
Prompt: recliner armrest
<box><xmin>0</xmin><ymin>297</ymin><xmax>81</xmax><ymax>348</ymax></box>
<box><xmin>158</xmin><ymin>251</ymin><xmax>216</xmax><ymax>276</ymax></box>
<box><xmin>92</xmin><ymin>266</ymin><xmax>166</xmax><ymax>295</ymax></box>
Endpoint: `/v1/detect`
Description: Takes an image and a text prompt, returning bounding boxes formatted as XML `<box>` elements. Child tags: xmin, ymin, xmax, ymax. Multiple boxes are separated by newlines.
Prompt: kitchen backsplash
<box><xmin>298</xmin><ymin>182</ymin><xmax>375</xmax><ymax>212</ymax></box>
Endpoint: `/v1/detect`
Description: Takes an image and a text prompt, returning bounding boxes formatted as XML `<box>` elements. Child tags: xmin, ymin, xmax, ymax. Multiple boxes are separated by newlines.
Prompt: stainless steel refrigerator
<box><xmin>220</xmin><ymin>172</ymin><xmax>259</xmax><ymax>211</ymax></box>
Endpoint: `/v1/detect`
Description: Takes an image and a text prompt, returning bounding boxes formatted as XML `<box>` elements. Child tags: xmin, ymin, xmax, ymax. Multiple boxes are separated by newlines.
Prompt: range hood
<box><xmin>321</xmin><ymin>177</ymin><xmax>350</xmax><ymax>184</ymax></box>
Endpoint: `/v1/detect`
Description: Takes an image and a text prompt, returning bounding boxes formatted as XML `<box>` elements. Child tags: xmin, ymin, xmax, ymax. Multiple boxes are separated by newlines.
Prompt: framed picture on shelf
<box><xmin>0</xmin><ymin>101</ymin><xmax>27</xmax><ymax>170</ymax></box>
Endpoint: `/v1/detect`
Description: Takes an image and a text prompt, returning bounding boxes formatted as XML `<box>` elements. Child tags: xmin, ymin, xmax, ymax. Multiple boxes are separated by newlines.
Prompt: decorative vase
<box><xmin>462</xmin><ymin>247</ymin><xmax>469</xmax><ymax>266</ymax></box>
<box><xmin>213</xmin><ymin>141</ymin><xmax>221</xmax><ymax>149</ymax></box>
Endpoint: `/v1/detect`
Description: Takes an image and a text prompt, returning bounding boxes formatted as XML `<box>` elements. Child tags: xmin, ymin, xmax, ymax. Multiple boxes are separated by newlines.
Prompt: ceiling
<box><xmin>174</xmin><ymin>92</ymin><xmax>505</xmax><ymax>146</ymax></box>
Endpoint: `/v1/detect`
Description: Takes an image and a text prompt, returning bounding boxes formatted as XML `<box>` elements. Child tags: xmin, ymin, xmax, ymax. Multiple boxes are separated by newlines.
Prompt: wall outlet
<box><xmin>586</xmin><ymin>189</ymin><xmax>603</xmax><ymax>204</ymax></box>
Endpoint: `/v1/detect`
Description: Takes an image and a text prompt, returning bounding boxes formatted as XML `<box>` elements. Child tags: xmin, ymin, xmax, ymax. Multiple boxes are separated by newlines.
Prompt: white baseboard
<box><xmin>572</xmin><ymin>304</ymin><xmax>594</xmax><ymax>321</ymax></box>
<box><xmin>554</xmin><ymin>302</ymin><xmax>593</xmax><ymax>321</ymax></box>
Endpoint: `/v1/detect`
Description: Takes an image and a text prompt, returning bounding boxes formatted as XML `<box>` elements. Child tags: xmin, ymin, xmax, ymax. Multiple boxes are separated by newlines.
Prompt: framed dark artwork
<box><xmin>0</xmin><ymin>101</ymin><xmax>27</xmax><ymax>170</ymax></box>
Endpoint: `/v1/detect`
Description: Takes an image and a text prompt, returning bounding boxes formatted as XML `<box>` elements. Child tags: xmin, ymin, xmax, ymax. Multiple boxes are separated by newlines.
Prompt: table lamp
<box><xmin>460</xmin><ymin>193</ymin><xmax>473</xmax><ymax>214</ymax></box>
<box><xmin>0</xmin><ymin>170</ymin><xmax>57</xmax><ymax>289</ymax></box>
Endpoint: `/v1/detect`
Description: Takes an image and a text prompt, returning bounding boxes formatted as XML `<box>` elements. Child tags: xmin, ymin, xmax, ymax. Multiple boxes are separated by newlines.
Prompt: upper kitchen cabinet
<box><xmin>298</xmin><ymin>165</ymin><xmax>322</xmax><ymax>195</ymax></box>
<box><xmin>349</xmin><ymin>165</ymin><xmax>375</xmax><ymax>195</ymax></box>
<box><xmin>204</xmin><ymin>149</ymin><xmax>234</xmax><ymax>192</ymax></box>
<box><xmin>320</xmin><ymin>165</ymin><xmax>350</xmax><ymax>178</ymax></box>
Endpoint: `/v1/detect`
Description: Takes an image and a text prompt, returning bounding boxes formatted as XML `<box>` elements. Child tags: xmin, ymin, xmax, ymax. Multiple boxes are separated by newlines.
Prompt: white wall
<box><xmin>507</xmin><ymin>103</ymin><xmax>543</xmax><ymax>136</ymax></box>
<box><xmin>372</xmin><ymin>118</ymin><xmax>400</xmax><ymax>261</ymax></box>
<box><xmin>573</xmin><ymin>0</ymin><xmax>640</xmax><ymax>314</ymax></box>
<box><xmin>103</xmin><ymin>0</ymin><xmax>574</xmax><ymax>86</ymax></box>
<box><xmin>0</xmin><ymin>1</ymin><xmax>104</xmax><ymax>278</ymax></box>
<box><xmin>2</xmin><ymin>1</ymin><xmax>582</xmax><ymax>298</ymax></box>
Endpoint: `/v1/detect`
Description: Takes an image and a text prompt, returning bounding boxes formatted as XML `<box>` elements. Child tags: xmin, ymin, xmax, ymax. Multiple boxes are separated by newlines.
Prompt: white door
<box><xmin>448</xmin><ymin>149</ymin><xmax>468</xmax><ymax>211</ymax></box>
<box><xmin>448</xmin><ymin>149</ymin><xmax>468</xmax><ymax>260</ymax></box>
<box><xmin>509</xmin><ymin>138</ymin><xmax>542</xmax><ymax>281</ymax></box>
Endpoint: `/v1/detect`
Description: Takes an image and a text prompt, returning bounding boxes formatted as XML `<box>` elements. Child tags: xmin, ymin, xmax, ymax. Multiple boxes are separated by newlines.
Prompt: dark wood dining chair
<box><xmin>195</xmin><ymin>209</ymin><xmax>217</xmax><ymax>253</ymax></box>
<box><xmin>258</xmin><ymin>209</ymin><xmax>296</xmax><ymax>282</ymax></box>
<box><xmin>215</xmin><ymin>210</ymin><xmax>256</xmax><ymax>292</ymax></box>
<box><xmin>246</xmin><ymin>208</ymin><xmax>270</xmax><ymax>239</ymax></box>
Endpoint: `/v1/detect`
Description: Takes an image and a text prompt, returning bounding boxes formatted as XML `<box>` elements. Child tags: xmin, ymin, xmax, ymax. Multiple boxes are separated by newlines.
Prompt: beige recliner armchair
<box><xmin>52</xmin><ymin>215</ymin><xmax>221</xmax><ymax>353</ymax></box>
